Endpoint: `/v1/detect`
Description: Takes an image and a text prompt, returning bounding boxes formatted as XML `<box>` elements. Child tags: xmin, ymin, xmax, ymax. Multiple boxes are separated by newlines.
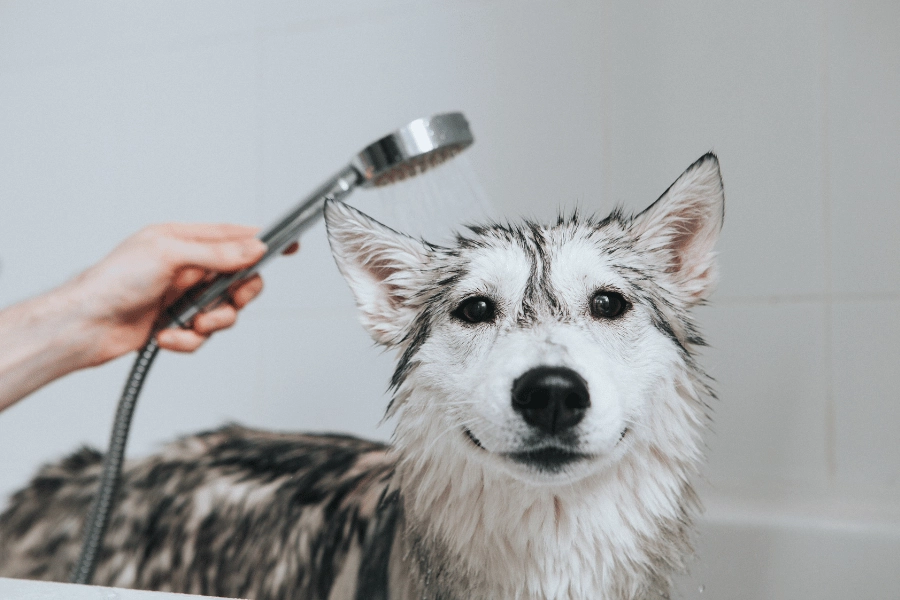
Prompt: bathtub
<box><xmin>673</xmin><ymin>489</ymin><xmax>900</xmax><ymax>599</ymax></box>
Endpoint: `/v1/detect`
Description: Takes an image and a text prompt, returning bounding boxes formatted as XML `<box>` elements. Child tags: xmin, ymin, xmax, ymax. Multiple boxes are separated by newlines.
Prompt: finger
<box><xmin>162</xmin><ymin>267</ymin><xmax>217</xmax><ymax>306</ymax></box>
<box><xmin>229</xmin><ymin>275</ymin><xmax>264</xmax><ymax>308</ymax></box>
<box><xmin>173</xmin><ymin>267</ymin><xmax>207</xmax><ymax>291</ymax></box>
<box><xmin>282</xmin><ymin>241</ymin><xmax>300</xmax><ymax>255</ymax></box>
<box><xmin>156</xmin><ymin>328</ymin><xmax>208</xmax><ymax>353</ymax></box>
<box><xmin>161</xmin><ymin>237</ymin><xmax>267</xmax><ymax>273</ymax></box>
<box><xmin>192</xmin><ymin>304</ymin><xmax>238</xmax><ymax>335</ymax></box>
<box><xmin>154</xmin><ymin>223</ymin><xmax>261</xmax><ymax>242</ymax></box>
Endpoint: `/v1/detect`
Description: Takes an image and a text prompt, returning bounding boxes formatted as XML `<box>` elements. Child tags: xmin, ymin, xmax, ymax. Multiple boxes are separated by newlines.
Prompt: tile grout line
<box><xmin>819</xmin><ymin>2</ymin><xmax>837</xmax><ymax>485</ymax></box>
<box><xmin>712</xmin><ymin>291</ymin><xmax>900</xmax><ymax>306</ymax></box>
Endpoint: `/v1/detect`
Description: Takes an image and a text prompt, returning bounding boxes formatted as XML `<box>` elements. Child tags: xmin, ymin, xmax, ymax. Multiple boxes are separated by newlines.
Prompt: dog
<box><xmin>0</xmin><ymin>153</ymin><xmax>724</xmax><ymax>599</ymax></box>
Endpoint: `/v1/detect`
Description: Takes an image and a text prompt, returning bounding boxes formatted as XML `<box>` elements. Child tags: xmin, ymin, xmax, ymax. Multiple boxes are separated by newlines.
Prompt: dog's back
<box><xmin>0</xmin><ymin>425</ymin><xmax>399</xmax><ymax>600</ymax></box>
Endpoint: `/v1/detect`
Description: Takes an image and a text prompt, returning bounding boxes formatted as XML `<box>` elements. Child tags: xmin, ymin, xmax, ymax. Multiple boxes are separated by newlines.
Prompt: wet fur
<box><xmin>0</xmin><ymin>428</ymin><xmax>398</xmax><ymax>599</ymax></box>
<box><xmin>0</xmin><ymin>154</ymin><xmax>724</xmax><ymax>599</ymax></box>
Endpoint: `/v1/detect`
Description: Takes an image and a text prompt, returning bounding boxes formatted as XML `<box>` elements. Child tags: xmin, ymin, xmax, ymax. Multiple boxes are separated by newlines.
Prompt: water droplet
<box><xmin>698</xmin><ymin>584</ymin><xmax>705</xmax><ymax>593</ymax></box>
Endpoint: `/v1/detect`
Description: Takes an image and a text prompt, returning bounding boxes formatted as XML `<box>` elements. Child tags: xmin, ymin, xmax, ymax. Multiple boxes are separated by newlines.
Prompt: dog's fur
<box><xmin>0</xmin><ymin>154</ymin><xmax>724</xmax><ymax>599</ymax></box>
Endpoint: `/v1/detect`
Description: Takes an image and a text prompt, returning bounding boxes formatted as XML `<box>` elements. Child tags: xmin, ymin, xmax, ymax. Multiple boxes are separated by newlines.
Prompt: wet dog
<box><xmin>0</xmin><ymin>154</ymin><xmax>724</xmax><ymax>599</ymax></box>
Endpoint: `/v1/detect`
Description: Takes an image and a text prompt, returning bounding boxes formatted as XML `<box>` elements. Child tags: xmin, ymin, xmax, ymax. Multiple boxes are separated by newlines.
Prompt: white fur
<box><xmin>325</xmin><ymin>153</ymin><xmax>724</xmax><ymax>599</ymax></box>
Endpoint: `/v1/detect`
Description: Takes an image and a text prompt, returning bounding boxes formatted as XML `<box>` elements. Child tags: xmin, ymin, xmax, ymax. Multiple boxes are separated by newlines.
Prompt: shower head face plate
<box><xmin>354</xmin><ymin>112</ymin><xmax>474</xmax><ymax>188</ymax></box>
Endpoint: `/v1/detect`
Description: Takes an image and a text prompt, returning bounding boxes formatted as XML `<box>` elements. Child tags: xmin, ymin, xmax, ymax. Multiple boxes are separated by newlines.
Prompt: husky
<box><xmin>0</xmin><ymin>154</ymin><xmax>724</xmax><ymax>599</ymax></box>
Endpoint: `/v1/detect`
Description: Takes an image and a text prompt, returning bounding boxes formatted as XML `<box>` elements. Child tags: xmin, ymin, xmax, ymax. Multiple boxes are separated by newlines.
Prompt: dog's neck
<box><xmin>387</xmin><ymin>378</ymin><xmax>704</xmax><ymax>600</ymax></box>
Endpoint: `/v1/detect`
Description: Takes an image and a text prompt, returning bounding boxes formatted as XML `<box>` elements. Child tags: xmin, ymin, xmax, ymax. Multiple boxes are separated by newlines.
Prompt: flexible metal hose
<box><xmin>70</xmin><ymin>338</ymin><xmax>160</xmax><ymax>585</ymax></box>
<box><xmin>66</xmin><ymin>112</ymin><xmax>474</xmax><ymax>585</ymax></box>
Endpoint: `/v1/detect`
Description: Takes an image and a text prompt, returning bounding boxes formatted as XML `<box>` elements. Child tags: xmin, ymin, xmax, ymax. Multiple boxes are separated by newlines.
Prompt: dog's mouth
<box><xmin>463</xmin><ymin>427</ymin><xmax>589</xmax><ymax>473</ymax></box>
<box><xmin>463</xmin><ymin>427</ymin><xmax>485</xmax><ymax>449</ymax></box>
<box><xmin>506</xmin><ymin>446</ymin><xmax>590</xmax><ymax>472</ymax></box>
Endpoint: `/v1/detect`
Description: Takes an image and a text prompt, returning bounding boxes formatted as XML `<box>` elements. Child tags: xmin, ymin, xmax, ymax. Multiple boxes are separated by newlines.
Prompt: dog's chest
<box><xmin>390</xmin><ymin>467</ymin><xmax>681</xmax><ymax>600</ymax></box>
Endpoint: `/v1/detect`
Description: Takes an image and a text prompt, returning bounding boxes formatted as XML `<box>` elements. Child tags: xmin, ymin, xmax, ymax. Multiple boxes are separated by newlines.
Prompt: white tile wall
<box><xmin>0</xmin><ymin>0</ymin><xmax>898</xmax><ymax>596</ymax></box>
<box><xmin>832</xmin><ymin>299</ymin><xmax>900</xmax><ymax>494</ymax></box>
<box><xmin>253</xmin><ymin>312</ymin><xmax>394</xmax><ymax>439</ymax></box>
<box><xmin>827</xmin><ymin>1</ymin><xmax>900</xmax><ymax>295</ymax></box>
<box><xmin>255</xmin><ymin>0</ymin><xmax>610</xmax><ymax>224</ymax></box>
<box><xmin>698</xmin><ymin>301</ymin><xmax>829</xmax><ymax>491</ymax></box>
<box><xmin>598</xmin><ymin>0</ymin><xmax>829</xmax><ymax>301</ymax></box>
<box><xmin>0</xmin><ymin>40</ymin><xmax>260</xmax><ymax>305</ymax></box>
<box><xmin>0</xmin><ymin>2</ymin><xmax>257</xmax><ymax>73</ymax></box>
<box><xmin>254</xmin><ymin>0</ymin><xmax>443</xmax><ymax>33</ymax></box>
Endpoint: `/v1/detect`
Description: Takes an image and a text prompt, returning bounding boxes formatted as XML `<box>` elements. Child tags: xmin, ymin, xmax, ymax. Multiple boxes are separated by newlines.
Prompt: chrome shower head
<box><xmin>353</xmin><ymin>112</ymin><xmax>474</xmax><ymax>187</ymax></box>
<box><xmin>166</xmin><ymin>112</ymin><xmax>474</xmax><ymax>328</ymax></box>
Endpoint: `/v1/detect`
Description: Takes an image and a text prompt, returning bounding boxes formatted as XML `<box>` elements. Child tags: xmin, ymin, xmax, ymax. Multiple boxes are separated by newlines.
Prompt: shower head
<box><xmin>165</xmin><ymin>112</ymin><xmax>474</xmax><ymax>328</ymax></box>
<box><xmin>255</xmin><ymin>111</ymin><xmax>473</xmax><ymax>255</ymax></box>
<box><xmin>354</xmin><ymin>112</ymin><xmax>474</xmax><ymax>187</ymax></box>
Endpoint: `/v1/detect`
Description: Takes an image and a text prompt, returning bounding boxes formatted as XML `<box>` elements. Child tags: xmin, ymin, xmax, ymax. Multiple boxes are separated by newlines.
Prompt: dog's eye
<box><xmin>452</xmin><ymin>297</ymin><xmax>496</xmax><ymax>324</ymax></box>
<box><xmin>590</xmin><ymin>291</ymin><xmax>628</xmax><ymax>319</ymax></box>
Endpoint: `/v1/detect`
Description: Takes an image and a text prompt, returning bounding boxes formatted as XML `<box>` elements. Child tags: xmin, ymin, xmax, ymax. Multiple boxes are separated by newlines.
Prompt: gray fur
<box><xmin>0</xmin><ymin>427</ymin><xmax>398</xmax><ymax>599</ymax></box>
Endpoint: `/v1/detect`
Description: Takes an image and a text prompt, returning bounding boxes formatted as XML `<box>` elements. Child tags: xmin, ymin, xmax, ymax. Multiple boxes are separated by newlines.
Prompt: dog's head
<box><xmin>325</xmin><ymin>154</ymin><xmax>723</xmax><ymax>486</ymax></box>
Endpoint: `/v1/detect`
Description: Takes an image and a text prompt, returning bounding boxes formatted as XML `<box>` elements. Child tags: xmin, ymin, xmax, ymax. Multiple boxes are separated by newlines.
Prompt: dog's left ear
<box><xmin>325</xmin><ymin>200</ymin><xmax>429</xmax><ymax>346</ymax></box>
<box><xmin>632</xmin><ymin>153</ymin><xmax>725</xmax><ymax>304</ymax></box>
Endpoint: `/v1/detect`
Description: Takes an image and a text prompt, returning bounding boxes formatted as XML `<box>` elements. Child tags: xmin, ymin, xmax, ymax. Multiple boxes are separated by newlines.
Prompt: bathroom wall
<box><xmin>1</xmin><ymin>2</ymin><xmax>898</xmax><ymax>597</ymax></box>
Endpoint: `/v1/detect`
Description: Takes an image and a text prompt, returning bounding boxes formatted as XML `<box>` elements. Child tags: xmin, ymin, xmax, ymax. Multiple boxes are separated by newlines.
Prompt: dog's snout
<box><xmin>511</xmin><ymin>366</ymin><xmax>590</xmax><ymax>435</ymax></box>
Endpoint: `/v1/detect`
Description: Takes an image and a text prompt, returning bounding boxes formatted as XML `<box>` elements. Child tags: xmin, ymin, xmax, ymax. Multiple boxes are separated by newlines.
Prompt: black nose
<box><xmin>511</xmin><ymin>366</ymin><xmax>590</xmax><ymax>435</ymax></box>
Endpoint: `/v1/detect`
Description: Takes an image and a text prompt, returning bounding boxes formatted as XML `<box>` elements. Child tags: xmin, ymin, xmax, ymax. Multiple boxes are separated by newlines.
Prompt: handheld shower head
<box><xmin>354</xmin><ymin>112</ymin><xmax>473</xmax><ymax>187</ymax></box>
<box><xmin>166</xmin><ymin>112</ymin><xmax>473</xmax><ymax>328</ymax></box>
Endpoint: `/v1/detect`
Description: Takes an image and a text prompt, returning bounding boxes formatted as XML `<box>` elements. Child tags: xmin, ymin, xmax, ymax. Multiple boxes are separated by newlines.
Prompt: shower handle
<box><xmin>166</xmin><ymin>165</ymin><xmax>362</xmax><ymax>328</ymax></box>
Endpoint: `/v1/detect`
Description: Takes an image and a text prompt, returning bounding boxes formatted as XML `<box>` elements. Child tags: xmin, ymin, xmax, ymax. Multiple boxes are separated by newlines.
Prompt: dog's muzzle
<box><xmin>511</xmin><ymin>366</ymin><xmax>590</xmax><ymax>435</ymax></box>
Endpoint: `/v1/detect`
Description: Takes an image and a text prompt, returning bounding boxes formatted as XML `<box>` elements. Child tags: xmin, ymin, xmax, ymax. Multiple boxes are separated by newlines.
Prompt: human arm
<box><xmin>0</xmin><ymin>223</ymin><xmax>276</xmax><ymax>412</ymax></box>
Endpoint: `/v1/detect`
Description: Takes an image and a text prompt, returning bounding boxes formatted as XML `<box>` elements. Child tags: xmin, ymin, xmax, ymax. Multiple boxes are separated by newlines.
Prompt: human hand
<box><xmin>64</xmin><ymin>223</ymin><xmax>280</xmax><ymax>365</ymax></box>
<box><xmin>0</xmin><ymin>223</ymin><xmax>300</xmax><ymax>412</ymax></box>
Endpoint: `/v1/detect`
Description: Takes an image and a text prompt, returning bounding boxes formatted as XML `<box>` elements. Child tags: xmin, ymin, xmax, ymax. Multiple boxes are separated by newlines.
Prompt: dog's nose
<box><xmin>511</xmin><ymin>366</ymin><xmax>590</xmax><ymax>435</ymax></box>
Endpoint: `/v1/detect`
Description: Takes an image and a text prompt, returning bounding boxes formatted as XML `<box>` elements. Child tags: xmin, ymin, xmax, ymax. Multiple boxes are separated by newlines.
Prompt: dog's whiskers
<box><xmin>414</xmin><ymin>415</ymin><xmax>496</xmax><ymax>459</ymax></box>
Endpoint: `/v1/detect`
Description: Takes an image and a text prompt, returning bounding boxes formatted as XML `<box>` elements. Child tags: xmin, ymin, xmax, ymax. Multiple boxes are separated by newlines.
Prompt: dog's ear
<box><xmin>632</xmin><ymin>153</ymin><xmax>724</xmax><ymax>304</ymax></box>
<box><xmin>325</xmin><ymin>200</ymin><xmax>429</xmax><ymax>346</ymax></box>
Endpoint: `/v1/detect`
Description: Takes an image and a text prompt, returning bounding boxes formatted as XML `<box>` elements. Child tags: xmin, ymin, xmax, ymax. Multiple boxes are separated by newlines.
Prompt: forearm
<box><xmin>0</xmin><ymin>284</ymin><xmax>99</xmax><ymax>412</ymax></box>
<box><xmin>0</xmin><ymin>224</ymin><xmax>270</xmax><ymax>413</ymax></box>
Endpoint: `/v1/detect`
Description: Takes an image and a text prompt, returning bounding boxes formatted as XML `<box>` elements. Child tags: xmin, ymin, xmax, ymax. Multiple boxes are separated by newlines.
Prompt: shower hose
<box><xmin>70</xmin><ymin>338</ymin><xmax>161</xmax><ymax>585</ymax></box>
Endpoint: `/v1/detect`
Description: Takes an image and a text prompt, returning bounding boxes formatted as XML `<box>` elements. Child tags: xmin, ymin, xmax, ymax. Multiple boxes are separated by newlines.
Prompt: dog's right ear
<box><xmin>324</xmin><ymin>200</ymin><xmax>429</xmax><ymax>346</ymax></box>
